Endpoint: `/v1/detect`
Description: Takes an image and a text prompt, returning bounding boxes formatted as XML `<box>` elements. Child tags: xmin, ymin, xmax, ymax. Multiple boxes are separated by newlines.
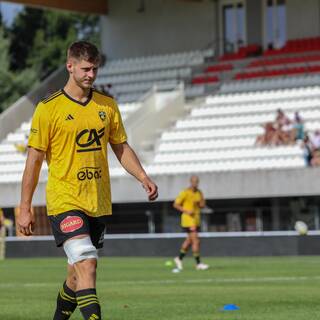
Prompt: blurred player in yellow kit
<box><xmin>17</xmin><ymin>41</ymin><xmax>158</xmax><ymax>320</ymax></box>
<box><xmin>0</xmin><ymin>208</ymin><xmax>5</xmax><ymax>260</ymax></box>
<box><xmin>173</xmin><ymin>176</ymin><xmax>209</xmax><ymax>271</ymax></box>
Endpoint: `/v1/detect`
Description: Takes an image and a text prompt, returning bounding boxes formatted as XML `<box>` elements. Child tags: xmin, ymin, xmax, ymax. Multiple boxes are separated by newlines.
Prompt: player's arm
<box><xmin>198</xmin><ymin>191</ymin><xmax>206</xmax><ymax>208</ymax></box>
<box><xmin>173</xmin><ymin>195</ymin><xmax>193</xmax><ymax>215</ymax></box>
<box><xmin>110</xmin><ymin>141</ymin><xmax>158</xmax><ymax>201</ymax></box>
<box><xmin>18</xmin><ymin>147</ymin><xmax>45</xmax><ymax>236</ymax></box>
<box><xmin>173</xmin><ymin>202</ymin><xmax>192</xmax><ymax>214</ymax></box>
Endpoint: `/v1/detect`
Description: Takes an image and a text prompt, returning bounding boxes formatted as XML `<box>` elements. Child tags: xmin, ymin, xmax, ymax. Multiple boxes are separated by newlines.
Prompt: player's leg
<box><xmin>174</xmin><ymin>231</ymin><xmax>191</xmax><ymax>270</ymax></box>
<box><xmin>53</xmin><ymin>264</ymin><xmax>78</xmax><ymax>320</ymax></box>
<box><xmin>71</xmin><ymin>216</ymin><xmax>106</xmax><ymax>320</ymax></box>
<box><xmin>64</xmin><ymin>236</ymin><xmax>101</xmax><ymax>320</ymax></box>
<box><xmin>189</xmin><ymin>230</ymin><xmax>209</xmax><ymax>270</ymax></box>
<box><xmin>49</xmin><ymin>211</ymin><xmax>101</xmax><ymax>320</ymax></box>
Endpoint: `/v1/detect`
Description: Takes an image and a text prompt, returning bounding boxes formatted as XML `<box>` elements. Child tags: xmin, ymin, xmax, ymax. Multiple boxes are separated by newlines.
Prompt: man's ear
<box><xmin>66</xmin><ymin>59</ymin><xmax>74</xmax><ymax>73</ymax></box>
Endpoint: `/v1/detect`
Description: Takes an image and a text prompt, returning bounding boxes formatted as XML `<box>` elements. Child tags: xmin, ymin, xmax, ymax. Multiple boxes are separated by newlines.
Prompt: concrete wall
<box><xmin>2</xmin><ymin>167</ymin><xmax>320</xmax><ymax>207</ymax></box>
<box><xmin>6</xmin><ymin>234</ymin><xmax>320</xmax><ymax>258</ymax></box>
<box><xmin>286</xmin><ymin>0</ymin><xmax>320</xmax><ymax>40</ymax></box>
<box><xmin>100</xmin><ymin>0</ymin><xmax>216</xmax><ymax>59</ymax></box>
<box><xmin>110</xmin><ymin>167</ymin><xmax>320</xmax><ymax>204</ymax></box>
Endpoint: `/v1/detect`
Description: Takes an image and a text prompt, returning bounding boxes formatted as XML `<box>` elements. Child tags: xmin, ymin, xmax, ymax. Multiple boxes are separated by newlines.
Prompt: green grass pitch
<box><xmin>1</xmin><ymin>256</ymin><xmax>320</xmax><ymax>319</ymax></box>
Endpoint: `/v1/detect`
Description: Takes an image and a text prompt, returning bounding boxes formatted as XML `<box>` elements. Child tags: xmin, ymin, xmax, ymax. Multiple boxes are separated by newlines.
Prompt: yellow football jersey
<box><xmin>28</xmin><ymin>88</ymin><xmax>127</xmax><ymax>217</ymax></box>
<box><xmin>174</xmin><ymin>188</ymin><xmax>203</xmax><ymax>227</ymax></box>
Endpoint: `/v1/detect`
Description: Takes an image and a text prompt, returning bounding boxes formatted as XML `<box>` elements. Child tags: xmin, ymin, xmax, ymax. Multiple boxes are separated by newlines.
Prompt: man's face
<box><xmin>67</xmin><ymin>58</ymin><xmax>99</xmax><ymax>89</ymax></box>
<box><xmin>190</xmin><ymin>176</ymin><xmax>199</xmax><ymax>189</ymax></box>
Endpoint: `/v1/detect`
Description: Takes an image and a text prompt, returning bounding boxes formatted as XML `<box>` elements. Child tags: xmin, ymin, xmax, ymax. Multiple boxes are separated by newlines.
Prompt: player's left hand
<box><xmin>141</xmin><ymin>176</ymin><xmax>158</xmax><ymax>201</ymax></box>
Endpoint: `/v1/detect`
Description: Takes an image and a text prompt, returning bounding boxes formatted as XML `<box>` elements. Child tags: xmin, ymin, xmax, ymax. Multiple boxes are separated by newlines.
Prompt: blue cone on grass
<box><xmin>221</xmin><ymin>304</ymin><xmax>240</xmax><ymax>311</ymax></box>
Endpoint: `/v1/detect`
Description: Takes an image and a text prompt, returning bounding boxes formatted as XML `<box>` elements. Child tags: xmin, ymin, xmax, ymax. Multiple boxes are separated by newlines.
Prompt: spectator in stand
<box><xmin>275</xmin><ymin>109</ymin><xmax>289</xmax><ymax>128</ymax></box>
<box><xmin>310</xmin><ymin>130</ymin><xmax>320</xmax><ymax>166</ymax></box>
<box><xmin>14</xmin><ymin>134</ymin><xmax>29</xmax><ymax>154</ymax></box>
<box><xmin>311</xmin><ymin>130</ymin><xmax>320</xmax><ymax>150</ymax></box>
<box><xmin>274</xmin><ymin>109</ymin><xmax>293</xmax><ymax>145</ymax></box>
<box><xmin>255</xmin><ymin>122</ymin><xmax>277</xmax><ymax>146</ymax></box>
<box><xmin>301</xmin><ymin>134</ymin><xmax>313</xmax><ymax>166</ymax></box>
<box><xmin>292</xmin><ymin>112</ymin><xmax>305</xmax><ymax>142</ymax></box>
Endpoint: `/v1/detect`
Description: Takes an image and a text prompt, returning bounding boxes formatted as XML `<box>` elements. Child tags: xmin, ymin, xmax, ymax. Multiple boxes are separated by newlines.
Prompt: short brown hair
<box><xmin>67</xmin><ymin>41</ymin><xmax>101</xmax><ymax>64</ymax></box>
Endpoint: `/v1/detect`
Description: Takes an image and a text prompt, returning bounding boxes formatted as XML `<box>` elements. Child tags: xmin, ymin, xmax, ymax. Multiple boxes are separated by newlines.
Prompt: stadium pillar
<box><xmin>145</xmin><ymin>210</ymin><xmax>155</xmax><ymax>233</ymax></box>
<box><xmin>314</xmin><ymin>206</ymin><xmax>320</xmax><ymax>230</ymax></box>
<box><xmin>256</xmin><ymin>208</ymin><xmax>263</xmax><ymax>231</ymax></box>
<box><xmin>271</xmin><ymin>199</ymin><xmax>280</xmax><ymax>231</ymax></box>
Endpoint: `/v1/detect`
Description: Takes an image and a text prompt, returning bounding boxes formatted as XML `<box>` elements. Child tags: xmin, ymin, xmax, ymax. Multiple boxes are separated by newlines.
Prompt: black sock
<box><xmin>53</xmin><ymin>281</ymin><xmax>77</xmax><ymax>320</ymax></box>
<box><xmin>179</xmin><ymin>249</ymin><xmax>187</xmax><ymax>260</ymax></box>
<box><xmin>76</xmin><ymin>288</ymin><xmax>101</xmax><ymax>320</ymax></box>
<box><xmin>193</xmin><ymin>252</ymin><xmax>201</xmax><ymax>265</ymax></box>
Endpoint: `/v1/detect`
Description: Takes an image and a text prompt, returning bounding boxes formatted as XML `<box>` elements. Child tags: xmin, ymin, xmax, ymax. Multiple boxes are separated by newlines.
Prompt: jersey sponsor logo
<box><xmin>76</xmin><ymin>128</ymin><xmax>105</xmax><ymax>152</ymax></box>
<box><xmin>65</xmin><ymin>114</ymin><xmax>74</xmax><ymax>120</ymax></box>
<box><xmin>77</xmin><ymin>167</ymin><xmax>102</xmax><ymax>181</ymax></box>
<box><xmin>30</xmin><ymin>128</ymin><xmax>38</xmax><ymax>134</ymax></box>
<box><xmin>60</xmin><ymin>216</ymin><xmax>84</xmax><ymax>233</ymax></box>
<box><xmin>98</xmin><ymin>111</ymin><xmax>106</xmax><ymax>121</ymax></box>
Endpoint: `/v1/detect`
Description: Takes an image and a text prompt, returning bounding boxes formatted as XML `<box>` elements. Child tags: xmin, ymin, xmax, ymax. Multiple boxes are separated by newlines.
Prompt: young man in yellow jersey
<box><xmin>17</xmin><ymin>41</ymin><xmax>158</xmax><ymax>320</ymax></box>
<box><xmin>173</xmin><ymin>175</ymin><xmax>209</xmax><ymax>271</ymax></box>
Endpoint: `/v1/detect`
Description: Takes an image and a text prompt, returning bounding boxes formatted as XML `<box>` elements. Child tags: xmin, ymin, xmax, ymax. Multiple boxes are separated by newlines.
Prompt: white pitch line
<box><xmin>1</xmin><ymin>275</ymin><xmax>320</xmax><ymax>288</ymax></box>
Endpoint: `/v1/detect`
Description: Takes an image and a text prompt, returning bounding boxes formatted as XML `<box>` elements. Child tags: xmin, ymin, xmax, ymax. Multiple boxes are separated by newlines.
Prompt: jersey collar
<box><xmin>62</xmin><ymin>88</ymin><xmax>93</xmax><ymax>106</ymax></box>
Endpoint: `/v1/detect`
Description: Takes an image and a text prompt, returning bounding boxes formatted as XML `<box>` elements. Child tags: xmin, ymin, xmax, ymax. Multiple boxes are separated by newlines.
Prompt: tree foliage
<box><xmin>0</xmin><ymin>26</ymin><xmax>37</xmax><ymax>113</ymax></box>
<box><xmin>0</xmin><ymin>7</ymin><xmax>100</xmax><ymax>113</ymax></box>
<box><xmin>9</xmin><ymin>8</ymin><xmax>99</xmax><ymax>78</ymax></box>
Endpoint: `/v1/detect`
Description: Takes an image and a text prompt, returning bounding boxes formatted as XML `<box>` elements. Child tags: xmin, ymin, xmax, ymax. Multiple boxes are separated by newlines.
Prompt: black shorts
<box><xmin>182</xmin><ymin>226</ymin><xmax>200</xmax><ymax>233</ymax></box>
<box><xmin>48</xmin><ymin>210</ymin><xmax>107</xmax><ymax>248</ymax></box>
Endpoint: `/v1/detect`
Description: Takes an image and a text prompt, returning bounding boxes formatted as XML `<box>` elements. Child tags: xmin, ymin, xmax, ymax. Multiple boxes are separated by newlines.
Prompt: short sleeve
<box><xmin>175</xmin><ymin>190</ymin><xmax>186</xmax><ymax>205</ymax></box>
<box><xmin>109</xmin><ymin>102</ymin><xmax>127</xmax><ymax>144</ymax></box>
<box><xmin>28</xmin><ymin>102</ymin><xmax>51</xmax><ymax>151</ymax></box>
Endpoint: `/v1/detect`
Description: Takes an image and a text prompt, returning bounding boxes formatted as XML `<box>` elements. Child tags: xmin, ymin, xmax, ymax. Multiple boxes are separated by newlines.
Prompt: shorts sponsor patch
<box><xmin>60</xmin><ymin>216</ymin><xmax>84</xmax><ymax>233</ymax></box>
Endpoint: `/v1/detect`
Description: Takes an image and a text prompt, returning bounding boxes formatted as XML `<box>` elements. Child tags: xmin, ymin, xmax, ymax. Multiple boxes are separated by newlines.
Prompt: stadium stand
<box><xmin>2</xmin><ymin>41</ymin><xmax>320</xmax><ymax>204</ymax></box>
<box><xmin>264</xmin><ymin>36</ymin><xmax>320</xmax><ymax>56</ymax></box>
<box><xmin>151</xmin><ymin>85</ymin><xmax>320</xmax><ymax>173</ymax></box>
<box><xmin>3</xmin><ymin>83</ymin><xmax>320</xmax><ymax>181</ymax></box>
<box><xmin>219</xmin><ymin>44</ymin><xmax>261</xmax><ymax>61</ymax></box>
<box><xmin>95</xmin><ymin>49</ymin><xmax>214</xmax><ymax>103</ymax></box>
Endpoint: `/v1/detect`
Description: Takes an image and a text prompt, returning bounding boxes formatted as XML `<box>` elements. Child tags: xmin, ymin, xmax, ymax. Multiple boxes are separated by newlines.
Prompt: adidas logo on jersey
<box><xmin>65</xmin><ymin>114</ymin><xmax>74</xmax><ymax>120</ymax></box>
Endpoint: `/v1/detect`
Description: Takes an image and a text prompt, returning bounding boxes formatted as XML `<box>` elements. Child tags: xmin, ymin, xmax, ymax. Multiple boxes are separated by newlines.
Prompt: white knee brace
<box><xmin>63</xmin><ymin>236</ymin><xmax>98</xmax><ymax>265</ymax></box>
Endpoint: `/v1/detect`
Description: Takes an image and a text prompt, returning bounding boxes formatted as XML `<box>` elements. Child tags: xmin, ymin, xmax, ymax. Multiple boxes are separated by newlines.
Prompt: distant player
<box><xmin>173</xmin><ymin>176</ymin><xmax>209</xmax><ymax>271</ymax></box>
<box><xmin>0</xmin><ymin>208</ymin><xmax>5</xmax><ymax>260</ymax></box>
<box><xmin>17</xmin><ymin>41</ymin><xmax>158</xmax><ymax>320</ymax></box>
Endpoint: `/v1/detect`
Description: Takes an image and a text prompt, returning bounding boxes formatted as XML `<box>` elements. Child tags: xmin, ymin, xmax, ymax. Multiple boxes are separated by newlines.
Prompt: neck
<box><xmin>64</xmin><ymin>79</ymin><xmax>91</xmax><ymax>102</ymax></box>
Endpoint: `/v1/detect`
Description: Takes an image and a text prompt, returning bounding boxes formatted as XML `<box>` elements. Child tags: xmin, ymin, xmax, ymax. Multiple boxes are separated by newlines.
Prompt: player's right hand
<box><xmin>17</xmin><ymin>207</ymin><xmax>35</xmax><ymax>236</ymax></box>
<box><xmin>141</xmin><ymin>176</ymin><xmax>158</xmax><ymax>201</ymax></box>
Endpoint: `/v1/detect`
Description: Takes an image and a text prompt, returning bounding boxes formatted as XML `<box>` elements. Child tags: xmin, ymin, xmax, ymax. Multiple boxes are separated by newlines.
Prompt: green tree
<box><xmin>9</xmin><ymin>8</ymin><xmax>100</xmax><ymax>78</ymax></box>
<box><xmin>0</xmin><ymin>27</ymin><xmax>12</xmax><ymax>112</ymax></box>
<box><xmin>9</xmin><ymin>7</ymin><xmax>45</xmax><ymax>71</ymax></box>
<box><xmin>0</xmin><ymin>8</ymin><xmax>100</xmax><ymax>114</ymax></box>
<box><xmin>0</xmin><ymin>7</ymin><xmax>100</xmax><ymax>114</ymax></box>
<box><xmin>0</xmin><ymin>26</ymin><xmax>38</xmax><ymax>113</ymax></box>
